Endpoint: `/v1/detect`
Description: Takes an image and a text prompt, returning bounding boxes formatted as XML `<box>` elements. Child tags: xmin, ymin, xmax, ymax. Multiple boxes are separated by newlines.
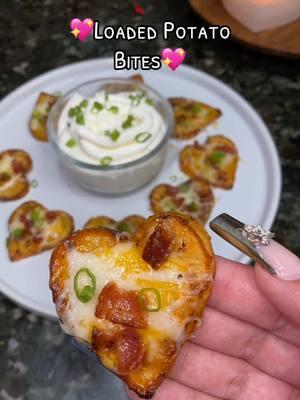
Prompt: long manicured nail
<box><xmin>258</xmin><ymin>240</ymin><xmax>300</xmax><ymax>281</ymax></box>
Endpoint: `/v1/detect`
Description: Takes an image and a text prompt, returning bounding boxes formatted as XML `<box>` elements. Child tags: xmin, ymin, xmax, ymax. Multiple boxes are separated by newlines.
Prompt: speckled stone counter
<box><xmin>0</xmin><ymin>1</ymin><xmax>299</xmax><ymax>399</ymax></box>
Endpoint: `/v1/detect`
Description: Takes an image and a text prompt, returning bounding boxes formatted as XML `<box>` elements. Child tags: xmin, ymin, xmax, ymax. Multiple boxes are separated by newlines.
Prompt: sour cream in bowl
<box><xmin>48</xmin><ymin>79</ymin><xmax>174</xmax><ymax>195</ymax></box>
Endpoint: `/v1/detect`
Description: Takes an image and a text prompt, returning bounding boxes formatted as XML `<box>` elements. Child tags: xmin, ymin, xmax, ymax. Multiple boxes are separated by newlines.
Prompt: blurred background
<box><xmin>0</xmin><ymin>0</ymin><xmax>299</xmax><ymax>399</ymax></box>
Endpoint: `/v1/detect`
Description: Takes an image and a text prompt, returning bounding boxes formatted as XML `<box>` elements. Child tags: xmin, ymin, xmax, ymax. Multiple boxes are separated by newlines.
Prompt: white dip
<box><xmin>58</xmin><ymin>90</ymin><xmax>165</xmax><ymax>166</ymax></box>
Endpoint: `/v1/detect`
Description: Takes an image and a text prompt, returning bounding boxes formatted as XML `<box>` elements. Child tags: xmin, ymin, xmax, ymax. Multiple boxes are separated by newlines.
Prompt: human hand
<box><xmin>127</xmin><ymin>240</ymin><xmax>300</xmax><ymax>400</ymax></box>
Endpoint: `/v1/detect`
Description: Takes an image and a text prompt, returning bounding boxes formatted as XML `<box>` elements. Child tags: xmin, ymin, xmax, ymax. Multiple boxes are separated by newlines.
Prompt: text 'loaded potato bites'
<box><xmin>49</xmin><ymin>213</ymin><xmax>215</xmax><ymax>399</ymax></box>
<box><xmin>150</xmin><ymin>179</ymin><xmax>215</xmax><ymax>225</ymax></box>
<box><xmin>84</xmin><ymin>215</ymin><xmax>146</xmax><ymax>235</ymax></box>
<box><xmin>0</xmin><ymin>149</ymin><xmax>32</xmax><ymax>201</ymax></box>
<box><xmin>7</xmin><ymin>201</ymin><xmax>74</xmax><ymax>261</ymax></box>
<box><xmin>180</xmin><ymin>135</ymin><xmax>239</xmax><ymax>189</ymax></box>
<box><xmin>169</xmin><ymin>97</ymin><xmax>222</xmax><ymax>140</ymax></box>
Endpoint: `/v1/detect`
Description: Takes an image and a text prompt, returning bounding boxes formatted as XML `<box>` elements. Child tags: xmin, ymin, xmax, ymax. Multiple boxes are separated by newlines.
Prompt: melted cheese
<box><xmin>60</xmin><ymin>241</ymin><xmax>209</xmax><ymax>356</ymax></box>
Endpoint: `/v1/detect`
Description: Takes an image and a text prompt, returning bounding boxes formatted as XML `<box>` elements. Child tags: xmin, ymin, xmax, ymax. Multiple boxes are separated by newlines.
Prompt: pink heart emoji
<box><xmin>70</xmin><ymin>18</ymin><xmax>94</xmax><ymax>42</ymax></box>
<box><xmin>161</xmin><ymin>48</ymin><xmax>186</xmax><ymax>71</ymax></box>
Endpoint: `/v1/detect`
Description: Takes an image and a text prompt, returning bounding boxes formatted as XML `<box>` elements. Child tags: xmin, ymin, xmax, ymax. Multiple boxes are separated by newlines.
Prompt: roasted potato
<box><xmin>169</xmin><ymin>97</ymin><xmax>222</xmax><ymax>140</ymax></box>
<box><xmin>180</xmin><ymin>135</ymin><xmax>239</xmax><ymax>189</ymax></box>
<box><xmin>84</xmin><ymin>215</ymin><xmax>145</xmax><ymax>235</ymax></box>
<box><xmin>29</xmin><ymin>92</ymin><xmax>58</xmax><ymax>142</ymax></box>
<box><xmin>150</xmin><ymin>179</ymin><xmax>214</xmax><ymax>225</ymax></box>
<box><xmin>0</xmin><ymin>149</ymin><xmax>32</xmax><ymax>201</ymax></box>
<box><xmin>7</xmin><ymin>201</ymin><xmax>74</xmax><ymax>261</ymax></box>
<box><xmin>49</xmin><ymin>213</ymin><xmax>215</xmax><ymax>399</ymax></box>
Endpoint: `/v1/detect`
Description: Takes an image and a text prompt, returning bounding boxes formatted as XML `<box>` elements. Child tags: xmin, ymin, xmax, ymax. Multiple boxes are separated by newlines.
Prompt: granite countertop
<box><xmin>0</xmin><ymin>0</ymin><xmax>299</xmax><ymax>399</ymax></box>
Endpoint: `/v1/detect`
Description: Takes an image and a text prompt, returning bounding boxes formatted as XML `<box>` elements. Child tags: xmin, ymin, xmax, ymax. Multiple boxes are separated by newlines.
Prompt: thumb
<box><xmin>255</xmin><ymin>240</ymin><xmax>300</xmax><ymax>326</ymax></box>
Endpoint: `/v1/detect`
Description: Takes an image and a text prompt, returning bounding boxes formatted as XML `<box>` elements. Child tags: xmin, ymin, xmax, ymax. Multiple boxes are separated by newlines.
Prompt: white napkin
<box><xmin>222</xmin><ymin>0</ymin><xmax>300</xmax><ymax>32</ymax></box>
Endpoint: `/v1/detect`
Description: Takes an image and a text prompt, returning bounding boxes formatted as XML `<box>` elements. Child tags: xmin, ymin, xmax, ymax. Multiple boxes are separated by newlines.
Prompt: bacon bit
<box><xmin>11</xmin><ymin>159</ymin><xmax>25</xmax><ymax>174</ymax></box>
<box><xmin>20</xmin><ymin>214</ymin><xmax>32</xmax><ymax>230</ymax></box>
<box><xmin>142</xmin><ymin>221</ymin><xmax>174</xmax><ymax>269</ymax></box>
<box><xmin>32</xmin><ymin>236</ymin><xmax>43</xmax><ymax>244</ymax></box>
<box><xmin>46</xmin><ymin>211</ymin><xmax>58</xmax><ymax>222</ymax></box>
<box><xmin>95</xmin><ymin>282</ymin><xmax>148</xmax><ymax>329</ymax></box>
<box><xmin>91</xmin><ymin>326</ymin><xmax>146</xmax><ymax>374</ymax></box>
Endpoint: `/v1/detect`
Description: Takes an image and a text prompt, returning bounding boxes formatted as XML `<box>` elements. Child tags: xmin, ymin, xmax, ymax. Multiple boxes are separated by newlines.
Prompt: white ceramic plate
<box><xmin>0</xmin><ymin>58</ymin><xmax>281</xmax><ymax>319</ymax></box>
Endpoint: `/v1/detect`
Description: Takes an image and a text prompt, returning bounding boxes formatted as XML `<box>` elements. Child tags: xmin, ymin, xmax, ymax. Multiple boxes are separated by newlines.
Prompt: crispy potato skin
<box><xmin>169</xmin><ymin>97</ymin><xmax>222</xmax><ymax>140</ymax></box>
<box><xmin>180</xmin><ymin>135</ymin><xmax>239</xmax><ymax>189</ymax></box>
<box><xmin>0</xmin><ymin>149</ymin><xmax>32</xmax><ymax>201</ymax></box>
<box><xmin>150</xmin><ymin>180</ymin><xmax>214</xmax><ymax>225</ymax></box>
<box><xmin>29</xmin><ymin>92</ymin><xmax>58</xmax><ymax>142</ymax></box>
<box><xmin>130</xmin><ymin>74</ymin><xmax>144</xmax><ymax>83</ymax></box>
<box><xmin>7</xmin><ymin>201</ymin><xmax>74</xmax><ymax>261</ymax></box>
<box><xmin>84</xmin><ymin>216</ymin><xmax>117</xmax><ymax>230</ymax></box>
<box><xmin>49</xmin><ymin>213</ymin><xmax>215</xmax><ymax>399</ymax></box>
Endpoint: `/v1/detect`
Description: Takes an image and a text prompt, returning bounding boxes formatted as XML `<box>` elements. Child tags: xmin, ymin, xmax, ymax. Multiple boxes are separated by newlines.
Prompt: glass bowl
<box><xmin>47</xmin><ymin>78</ymin><xmax>174</xmax><ymax>195</ymax></box>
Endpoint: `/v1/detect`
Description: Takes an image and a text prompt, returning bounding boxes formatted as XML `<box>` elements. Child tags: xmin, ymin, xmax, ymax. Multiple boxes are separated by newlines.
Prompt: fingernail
<box><xmin>258</xmin><ymin>240</ymin><xmax>300</xmax><ymax>281</ymax></box>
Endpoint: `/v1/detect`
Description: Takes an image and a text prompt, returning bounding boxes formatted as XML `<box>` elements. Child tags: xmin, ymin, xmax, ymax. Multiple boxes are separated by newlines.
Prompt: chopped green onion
<box><xmin>80</xmin><ymin>99</ymin><xmax>88</xmax><ymax>108</ymax></box>
<box><xmin>105</xmin><ymin>92</ymin><xmax>109</xmax><ymax>101</ymax></box>
<box><xmin>192</xmin><ymin>103</ymin><xmax>203</xmax><ymax>114</ymax></box>
<box><xmin>139</xmin><ymin>288</ymin><xmax>161</xmax><ymax>312</ymax></box>
<box><xmin>135</xmin><ymin>132</ymin><xmax>152</xmax><ymax>143</ymax></box>
<box><xmin>122</xmin><ymin>114</ymin><xmax>134</xmax><ymax>129</ymax></box>
<box><xmin>170</xmin><ymin>175</ymin><xmax>178</xmax><ymax>183</ymax></box>
<box><xmin>0</xmin><ymin>172</ymin><xmax>11</xmax><ymax>180</ymax></box>
<box><xmin>74</xmin><ymin>268</ymin><xmax>96</xmax><ymax>303</ymax></box>
<box><xmin>30</xmin><ymin>179</ymin><xmax>39</xmax><ymax>188</ymax></box>
<box><xmin>68</xmin><ymin>107</ymin><xmax>76</xmax><ymax>117</ymax></box>
<box><xmin>12</xmin><ymin>228</ymin><xmax>25</xmax><ymax>240</ymax></box>
<box><xmin>117</xmin><ymin>222</ymin><xmax>130</xmax><ymax>233</ymax></box>
<box><xmin>76</xmin><ymin>113</ymin><xmax>85</xmax><ymax>125</ymax></box>
<box><xmin>66</xmin><ymin>139</ymin><xmax>77</xmax><ymax>148</ymax></box>
<box><xmin>100</xmin><ymin>156</ymin><xmax>113</xmax><ymax>166</ymax></box>
<box><xmin>180</xmin><ymin>182</ymin><xmax>189</xmax><ymax>193</ymax></box>
<box><xmin>105</xmin><ymin>129</ymin><xmax>120</xmax><ymax>142</ymax></box>
<box><xmin>209</xmin><ymin>151</ymin><xmax>225</xmax><ymax>164</ymax></box>
<box><xmin>91</xmin><ymin>101</ymin><xmax>104</xmax><ymax>113</ymax></box>
<box><xmin>145</xmin><ymin>98</ymin><xmax>154</xmax><ymax>106</ymax></box>
<box><xmin>129</xmin><ymin>90</ymin><xmax>146</xmax><ymax>106</ymax></box>
<box><xmin>32</xmin><ymin>110</ymin><xmax>42</xmax><ymax>121</ymax></box>
<box><xmin>108</xmin><ymin>105</ymin><xmax>119</xmax><ymax>114</ymax></box>
<box><xmin>30</xmin><ymin>210</ymin><xmax>41</xmax><ymax>224</ymax></box>
<box><xmin>187</xmin><ymin>201</ymin><xmax>198</xmax><ymax>212</ymax></box>
<box><xmin>164</xmin><ymin>199</ymin><xmax>176</xmax><ymax>212</ymax></box>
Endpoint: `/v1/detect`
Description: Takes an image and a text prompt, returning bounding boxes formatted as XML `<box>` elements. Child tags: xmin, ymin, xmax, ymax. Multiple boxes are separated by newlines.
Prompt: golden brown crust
<box><xmin>49</xmin><ymin>213</ymin><xmax>215</xmax><ymax>399</ymax></box>
<box><xmin>7</xmin><ymin>201</ymin><xmax>74</xmax><ymax>261</ymax></box>
<box><xmin>0</xmin><ymin>149</ymin><xmax>32</xmax><ymax>201</ymax></box>
<box><xmin>180</xmin><ymin>135</ymin><xmax>239</xmax><ymax>189</ymax></box>
<box><xmin>130</xmin><ymin>74</ymin><xmax>144</xmax><ymax>83</ymax></box>
<box><xmin>29</xmin><ymin>92</ymin><xmax>58</xmax><ymax>142</ymax></box>
<box><xmin>150</xmin><ymin>180</ymin><xmax>214</xmax><ymax>225</ymax></box>
<box><xmin>169</xmin><ymin>97</ymin><xmax>222</xmax><ymax>140</ymax></box>
<box><xmin>84</xmin><ymin>216</ymin><xmax>117</xmax><ymax>230</ymax></box>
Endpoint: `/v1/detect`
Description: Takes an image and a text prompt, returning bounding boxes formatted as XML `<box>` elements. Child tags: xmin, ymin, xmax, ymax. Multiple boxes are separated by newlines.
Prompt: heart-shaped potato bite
<box><xmin>0</xmin><ymin>149</ymin><xmax>32</xmax><ymax>201</ymax></box>
<box><xmin>29</xmin><ymin>92</ymin><xmax>58</xmax><ymax>142</ymax></box>
<box><xmin>84</xmin><ymin>215</ymin><xmax>146</xmax><ymax>235</ymax></box>
<box><xmin>180</xmin><ymin>135</ymin><xmax>239</xmax><ymax>189</ymax></box>
<box><xmin>49</xmin><ymin>213</ymin><xmax>215</xmax><ymax>399</ymax></box>
<box><xmin>7</xmin><ymin>201</ymin><xmax>74</xmax><ymax>261</ymax></box>
<box><xmin>169</xmin><ymin>97</ymin><xmax>222</xmax><ymax>140</ymax></box>
<box><xmin>150</xmin><ymin>180</ymin><xmax>214</xmax><ymax>225</ymax></box>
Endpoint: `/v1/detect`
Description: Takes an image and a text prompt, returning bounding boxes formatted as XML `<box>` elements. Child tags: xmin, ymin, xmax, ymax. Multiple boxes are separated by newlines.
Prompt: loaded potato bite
<box><xmin>180</xmin><ymin>135</ymin><xmax>239</xmax><ymax>189</ymax></box>
<box><xmin>29</xmin><ymin>92</ymin><xmax>58</xmax><ymax>142</ymax></box>
<box><xmin>169</xmin><ymin>97</ymin><xmax>222</xmax><ymax>140</ymax></box>
<box><xmin>49</xmin><ymin>213</ymin><xmax>215</xmax><ymax>399</ymax></box>
<box><xmin>0</xmin><ymin>149</ymin><xmax>32</xmax><ymax>201</ymax></box>
<box><xmin>7</xmin><ymin>201</ymin><xmax>74</xmax><ymax>261</ymax></box>
<box><xmin>150</xmin><ymin>179</ymin><xmax>214</xmax><ymax>225</ymax></box>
